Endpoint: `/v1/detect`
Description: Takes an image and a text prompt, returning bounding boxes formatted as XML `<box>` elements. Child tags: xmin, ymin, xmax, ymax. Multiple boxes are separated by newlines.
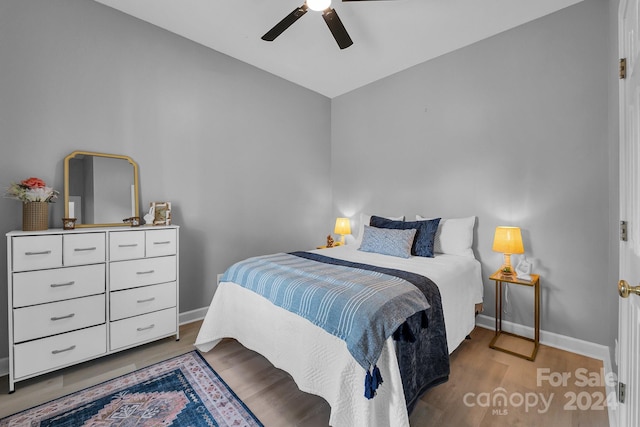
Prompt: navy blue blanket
<box><xmin>291</xmin><ymin>252</ymin><xmax>450</xmax><ymax>413</ymax></box>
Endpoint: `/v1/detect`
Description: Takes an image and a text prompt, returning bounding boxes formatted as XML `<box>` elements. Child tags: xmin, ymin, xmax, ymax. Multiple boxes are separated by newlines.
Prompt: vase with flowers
<box><xmin>5</xmin><ymin>177</ymin><xmax>59</xmax><ymax>231</ymax></box>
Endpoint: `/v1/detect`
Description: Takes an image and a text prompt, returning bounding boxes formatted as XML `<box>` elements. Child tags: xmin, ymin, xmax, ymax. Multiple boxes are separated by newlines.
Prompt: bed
<box><xmin>195</xmin><ymin>216</ymin><xmax>483</xmax><ymax>427</ymax></box>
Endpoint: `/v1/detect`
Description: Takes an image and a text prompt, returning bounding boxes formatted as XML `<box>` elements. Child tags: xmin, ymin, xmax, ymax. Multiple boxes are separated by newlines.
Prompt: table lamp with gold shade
<box><xmin>334</xmin><ymin>217</ymin><xmax>351</xmax><ymax>245</ymax></box>
<box><xmin>492</xmin><ymin>226</ymin><xmax>524</xmax><ymax>275</ymax></box>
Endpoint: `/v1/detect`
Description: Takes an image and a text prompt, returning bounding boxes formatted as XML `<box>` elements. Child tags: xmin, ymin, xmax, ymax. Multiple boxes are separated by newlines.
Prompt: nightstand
<box><xmin>488</xmin><ymin>270</ymin><xmax>540</xmax><ymax>361</ymax></box>
<box><xmin>316</xmin><ymin>244</ymin><xmax>342</xmax><ymax>249</ymax></box>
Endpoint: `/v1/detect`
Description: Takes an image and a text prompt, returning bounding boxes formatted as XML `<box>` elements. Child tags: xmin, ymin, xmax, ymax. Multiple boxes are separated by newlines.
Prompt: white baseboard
<box><xmin>475</xmin><ymin>314</ymin><xmax>611</xmax><ymax>361</ymax></box>
<box><xmin>476</xmin><ymin>315</ymin><xmax>616</xmax><ymax>427</ymax></box>
<box><xmin>179</xmin><ymin>306</ymin><xmax>208</xmax><ymax>325</ymax></box>
<box><xmin>0</xmin><ymin>357</ymin><xmax>7</xmax><ymax>380</ymax></box>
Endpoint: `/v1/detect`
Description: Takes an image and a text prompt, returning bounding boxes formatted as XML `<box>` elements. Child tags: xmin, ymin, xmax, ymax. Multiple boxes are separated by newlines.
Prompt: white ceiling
<box><xmin>94</xmin><ymin>0</ymin><xmax>584</xmax><ymax>98</ymax></box>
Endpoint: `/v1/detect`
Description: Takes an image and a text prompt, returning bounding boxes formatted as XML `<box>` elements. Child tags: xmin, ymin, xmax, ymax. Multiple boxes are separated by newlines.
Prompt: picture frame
<box><xmin>150</xmin><ymin>201</ymin><xmax>172</xmax><ymax>225</ymax></box>
<box><xmin>62</xmin><ymin>217</ymin><xmax>77</xmax><ymax>230</ymax></box>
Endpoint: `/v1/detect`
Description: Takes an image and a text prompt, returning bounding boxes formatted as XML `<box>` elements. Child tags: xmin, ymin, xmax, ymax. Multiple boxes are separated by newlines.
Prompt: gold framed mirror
<box><xmin>64</xmin><ymin>151</ymin><xmax>140</xmax><ymax>228</ymax></box>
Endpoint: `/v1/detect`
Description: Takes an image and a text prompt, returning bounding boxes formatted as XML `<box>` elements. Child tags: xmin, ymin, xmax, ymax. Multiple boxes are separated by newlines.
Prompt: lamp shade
<box><xmin>334</xmin><ymin>217</ymin><xmax>351</xmax><ymax>235</ymax></box>
<box><xmin>492</xmin><ymin>226</ymin><xmax>524</xmax><ymax>254</ymax></box>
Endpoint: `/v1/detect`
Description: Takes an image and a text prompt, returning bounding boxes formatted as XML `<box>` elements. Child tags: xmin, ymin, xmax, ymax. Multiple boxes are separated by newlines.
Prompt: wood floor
<box><xmin>0</xmin><ymin>321</ymin><xmax>610</xmax><ymax>426</ymax></box>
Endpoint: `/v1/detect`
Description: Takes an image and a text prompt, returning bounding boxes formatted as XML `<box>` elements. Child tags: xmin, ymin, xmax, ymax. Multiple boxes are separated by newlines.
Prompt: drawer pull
<box><xmin>153</xmin><ymin>241</ymin><xmax>171</xmax><ymax>245</ymax></box>
<box><xmin>25</xmin><ymin>250</ymin><xmax>52</xmax><ymax>256</ymax></box>
<box><xmin>51</xmin><ymin>313</ymin><xmax>75</xmax><ymax>321</ymax></box>
<box><xmin>136</xmin><ymin>270</ymin><xmax>155</xmax><ymax>275</ymax></box>
<box><xmin>74</xmin><ymin>247</ymin><xmax>97</xmax><ymax>252</ymax></box>
<box><xmin>50</xmin><ymin>281</ymin><xmax>75</xmax><ymax>288</ymax></box>
<box><xmin>118</xmin><ymin>243</ymin><xmax>139</xmax><ymax>248</ymax></box>
<box><xmin>137</xmin><ymin>324</ymin><xmax>155</xmax><ymax>332</ymax></box>
<box><xmin>51</xmin><ymin>345</ymin><xmax>76</xmax><ymax>355</ymax></box>
<box><xmin>137</xmin><ymin>297</ymin><xmax>156</xmax><ymax>303</ymax></box>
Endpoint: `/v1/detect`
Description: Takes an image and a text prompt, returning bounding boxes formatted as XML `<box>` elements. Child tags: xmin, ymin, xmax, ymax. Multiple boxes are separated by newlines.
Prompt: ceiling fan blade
<box><xmin>262</xmin><ymin>4</ymin><xmax>309</xmax><ymax>41</ymax></box>
<box><xmin>322</xmin><ymin>8</ymin><xmax>353</xmax><ymax>49</ymax></box>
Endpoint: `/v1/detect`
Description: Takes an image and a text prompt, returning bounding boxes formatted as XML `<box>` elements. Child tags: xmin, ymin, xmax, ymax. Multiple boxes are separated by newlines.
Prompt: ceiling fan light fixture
<box><xmin>307</xmin><ymin>0</ymin><xmax>331</xmax><ymax>12</ymax></box>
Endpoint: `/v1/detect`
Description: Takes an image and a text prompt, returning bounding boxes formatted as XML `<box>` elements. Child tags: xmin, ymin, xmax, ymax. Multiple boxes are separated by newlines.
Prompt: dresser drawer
<box><xmin>13</xmin><ymin>324</ymin><xmax>106</xmax><ymax>380</ymax></box>
<box><xmin>109</xmin><ymin>231</ymin><xmax>145</xmax><ymax>261</ymax></box>
<box><xmin>145</xmin><ymin>229</ymin><xmax>177</xmax><ymax>257</ymax></box>
<box><xmin>110</xmin><ymin>256</ymin><xmax>176</xmax><ymax>291</ymax></box>
<box><xmin>12</xmin><ymin>235</ymin><xmax>62</xmax><ymax>272</ymax></box>
<box><xmin>13</xmin><ymin>264</ymin><xmax>105</xmax><ymax>307</ymax></box>
<box><xmin>13</xmin><ymin>294</ymin><xmax>105</xmax><ymax>343</ymax></box>
<box><xmin>110</xmin><ymin>281</ymin><xmax>176</xmax><ymax>321</ymax></box>
<box><xmin>63</xmin><ymin>233</ymin><xmax>105</xmax><ymax>266</ymax></box>
<box><xmin>110</xmin><ymin>307</ymin><xmax>177</xmax><ymax>351</ymax></box>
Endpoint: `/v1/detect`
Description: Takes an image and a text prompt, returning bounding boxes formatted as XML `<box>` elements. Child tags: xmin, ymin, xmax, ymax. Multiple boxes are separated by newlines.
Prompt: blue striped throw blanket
<box><xmin>221</xmin><ymin>252</ymin><xmax>431</xmax><ymax>398</ymax></box>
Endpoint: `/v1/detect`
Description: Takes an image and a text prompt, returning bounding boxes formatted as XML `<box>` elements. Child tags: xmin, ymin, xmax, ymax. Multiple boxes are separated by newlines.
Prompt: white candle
<box><xmin>69</xmin><ymin>202</ymin><xmax>75</xmax><ymax>218</ymax></box>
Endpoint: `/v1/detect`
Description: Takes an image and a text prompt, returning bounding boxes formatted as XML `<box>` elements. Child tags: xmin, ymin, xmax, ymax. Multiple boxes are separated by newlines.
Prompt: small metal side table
<box><xmin>488</xmin><ymin>270</ymin><xmax>540</xmax><ymax>361</ymax></box>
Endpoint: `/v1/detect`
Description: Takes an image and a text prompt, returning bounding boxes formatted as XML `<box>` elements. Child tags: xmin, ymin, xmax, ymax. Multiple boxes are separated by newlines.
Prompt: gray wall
<box><xmin>331</xmin><ymin>0</ymin><xmax>618</xmax><ymax>351</ymax></box>
<box><xmin>0</xmin><ymin>0</ymin><xmax>332</xmax><ymax>359</ymax></box>
<box><xmin>0</xmin><ymin>0</ymin><xmax>620</xmax><ymax>365</ymax></box>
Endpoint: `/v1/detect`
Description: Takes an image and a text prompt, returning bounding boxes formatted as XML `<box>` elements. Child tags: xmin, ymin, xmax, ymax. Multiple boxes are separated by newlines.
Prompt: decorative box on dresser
<box><xmin>6</xmin><ymin>225</ymin><xmax>179</xmax><ymax>392</ymax></box>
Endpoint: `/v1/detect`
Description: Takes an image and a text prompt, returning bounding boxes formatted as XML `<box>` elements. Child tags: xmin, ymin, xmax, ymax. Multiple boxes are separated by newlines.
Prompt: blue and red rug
<box><xmin>1</xmin><ymin>351</ymin><xmax>263</xmax><ymax>426</ymax></box>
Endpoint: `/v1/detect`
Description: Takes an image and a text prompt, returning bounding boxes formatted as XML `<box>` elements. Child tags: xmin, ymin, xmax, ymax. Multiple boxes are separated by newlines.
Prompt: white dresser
<box><xmin>6</xmin><ymin>225</ymin><xmax>179</xmax><ymax>392</ymax></box>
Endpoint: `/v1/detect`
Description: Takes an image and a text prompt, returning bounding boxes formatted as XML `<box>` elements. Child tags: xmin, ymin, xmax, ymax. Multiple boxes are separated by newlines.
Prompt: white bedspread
<box><xmin>195</xmin><ymin>246</ymin><xmax>483</xmax><ymax>427</ymax></box>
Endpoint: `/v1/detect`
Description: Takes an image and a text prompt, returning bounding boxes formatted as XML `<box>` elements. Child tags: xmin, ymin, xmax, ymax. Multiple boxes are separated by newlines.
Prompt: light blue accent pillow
<box><xmin>370</xmin><ymin>215</ymin><xmax>441</xmax><ymax>258</ymax></box>
<box><xmin>358</xmin><ymin>226</ymin><xmax>417</xmax><ymax>258</ymax></box>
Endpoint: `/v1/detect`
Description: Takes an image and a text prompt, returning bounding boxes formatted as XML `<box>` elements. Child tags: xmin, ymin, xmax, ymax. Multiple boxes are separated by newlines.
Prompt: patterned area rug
<box><xmin>0</xmin><ymin>351</ymin><xmax>263</xmax><ymax>426</ymax></box>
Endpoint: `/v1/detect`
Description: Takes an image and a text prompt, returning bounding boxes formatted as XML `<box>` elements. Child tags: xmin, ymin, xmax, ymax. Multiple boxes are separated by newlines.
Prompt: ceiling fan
<box><xmin>262</xmin><ymin>0</ymin><xmax>392</xmax><ymax>50</ymax></box>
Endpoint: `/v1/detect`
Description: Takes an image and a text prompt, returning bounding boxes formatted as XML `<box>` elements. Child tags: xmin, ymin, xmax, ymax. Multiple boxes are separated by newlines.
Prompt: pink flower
<box><xmin>5</xmin><ymin>177</ymin><xmax>58</xmax><ymax>203</ymax></box>
<box><xmin>21</xmin><ymin>177</ymin><xmax>46</xmax><ymax>189</ymax></box>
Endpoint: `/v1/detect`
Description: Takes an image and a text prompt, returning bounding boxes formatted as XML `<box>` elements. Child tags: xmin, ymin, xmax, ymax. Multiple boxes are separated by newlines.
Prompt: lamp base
<box><xmin>499</xmin><ymin>268</ymin><xmax>515</xmax><ymax>278</ymax></box>
<box><xmin>500</xmin><ymin>254</ymin><xmax>514</xmax><ymax>276</ymax></box>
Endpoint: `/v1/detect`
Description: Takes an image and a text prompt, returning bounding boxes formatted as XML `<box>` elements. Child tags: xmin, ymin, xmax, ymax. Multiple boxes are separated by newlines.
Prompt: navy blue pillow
<box><xmin>370</xmin><ymin>215</ymin><xmax>441</xmax><ymax>258</ymax></box>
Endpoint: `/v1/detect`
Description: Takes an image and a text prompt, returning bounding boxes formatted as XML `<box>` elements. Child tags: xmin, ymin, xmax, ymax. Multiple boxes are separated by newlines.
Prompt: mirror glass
<box><xmin>64</xmin><ymin>151</ymin><xmax>139</xmax><ymax>227</ymax></box>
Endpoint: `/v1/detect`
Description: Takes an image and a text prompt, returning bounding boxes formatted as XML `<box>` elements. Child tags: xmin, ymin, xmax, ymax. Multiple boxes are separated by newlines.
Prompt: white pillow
<box><xmin>355</xmin><ymin>213</ymin><xmax>405</xmax><ymax>246</ymax></box>
<box><xmin>416</xmin><ymin>215</ymin><xmax>476</xmax><ymax>257</ymax></box>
